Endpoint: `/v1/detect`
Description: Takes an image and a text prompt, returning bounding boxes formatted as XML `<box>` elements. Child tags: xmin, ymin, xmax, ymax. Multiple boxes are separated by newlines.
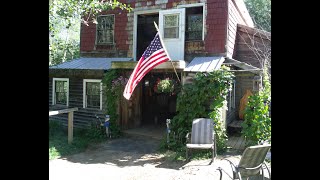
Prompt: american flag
<box><xmin>123</xmin><ymin>32</ymin><xmax>169</xmax><ymax>100</ymax></box>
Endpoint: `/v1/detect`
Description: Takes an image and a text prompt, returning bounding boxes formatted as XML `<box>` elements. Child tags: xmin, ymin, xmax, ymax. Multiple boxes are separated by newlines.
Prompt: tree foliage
<box><xmin>244</xmin><ymin>0</ymin><xmax>271</xmax><ymax>32</ymax></box>
<box><xmin>49</xmin><ymin>0</ymin><xmax>132</xmax><ymax>65</ymax></box>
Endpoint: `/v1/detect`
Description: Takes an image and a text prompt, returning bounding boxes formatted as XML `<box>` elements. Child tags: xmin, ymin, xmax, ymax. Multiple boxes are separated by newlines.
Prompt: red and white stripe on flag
<box><xmin>123</xmin><ymin>32</ymin><xmax>169</xmax><ymax>100</ymax></box>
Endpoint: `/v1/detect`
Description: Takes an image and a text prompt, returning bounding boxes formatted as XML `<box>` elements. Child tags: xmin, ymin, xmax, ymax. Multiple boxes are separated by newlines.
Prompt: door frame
<box><xmin>133</xmin><ymin>9</ymin><xmax>160</xmax><ymax>61</ymax></box>
<box><xmin>159</xmin><ymin>8</ymin><xmax>186</xmax><ymax>60</ymax></box>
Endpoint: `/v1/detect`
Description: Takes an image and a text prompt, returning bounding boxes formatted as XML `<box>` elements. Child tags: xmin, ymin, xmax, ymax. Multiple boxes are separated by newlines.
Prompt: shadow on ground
<box><xmin>59</xmin><ymin>136</ymin><xmax>188</xmax><ymax>170</ymax></box>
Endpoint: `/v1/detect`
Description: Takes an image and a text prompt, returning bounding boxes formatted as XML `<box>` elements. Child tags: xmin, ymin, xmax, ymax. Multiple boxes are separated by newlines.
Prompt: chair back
<box><xmin>238</xmin><ymin>144</ymin><xmax>271</xmax><ymax>177</ymax></box>
<box><xmin>190</xmin><ymin>118</ymin><xmax>214</xmax><ymax>144</ymax></box>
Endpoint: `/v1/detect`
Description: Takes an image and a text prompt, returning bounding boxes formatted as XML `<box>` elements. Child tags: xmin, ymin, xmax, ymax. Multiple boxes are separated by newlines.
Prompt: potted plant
<box><xmin>154</xmin><ymin>78</ymin><xmax>176</xmax><ymax>107</ymax></box>
<box><xmin>154</xmin><ymin>78</ymin><xmax>175</xmax><ymax>94</ymax></box>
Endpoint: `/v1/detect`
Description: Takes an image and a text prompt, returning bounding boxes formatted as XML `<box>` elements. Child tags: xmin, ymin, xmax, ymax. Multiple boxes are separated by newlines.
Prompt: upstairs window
<box><xmin>96</xmin><ymin>15</ymin><xmax>115</xmax><ymax>44</ymax></box>
<box><xmin>52</xmin><ymin>78</ymin><xmax>69</xmax><ymax>106</ymax></box>
<box><xmin>83</xmin><ymin>79</ymin><xmax>102</xmax><ymax>110</ymax></box>
<box><xmin>186</xmin><ymin>6</ymin><xmax>203</xmax><ymax>41</ymax></box>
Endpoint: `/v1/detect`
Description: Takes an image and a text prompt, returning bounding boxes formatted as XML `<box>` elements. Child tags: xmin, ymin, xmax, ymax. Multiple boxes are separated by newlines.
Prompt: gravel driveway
<box><xmin>49</xmin><ymin>136</ymin><xmax>270</xmax><ymax>180</ymax></box>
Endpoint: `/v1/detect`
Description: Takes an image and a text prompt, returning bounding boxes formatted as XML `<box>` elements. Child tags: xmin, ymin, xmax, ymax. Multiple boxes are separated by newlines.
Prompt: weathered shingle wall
<box><xmin>80</xmin><ymin>0</ymin><xmax>230</xmax><ymax>60</ymax></box>
<box><xmin>234</xmin><ymin>24</ymin><xmax>271</xmax><ymax>69</ymax></box>
<box><xmin>226</xmin><ymin>0</ymin><xmax>254</xmax><ymax>58</ymax></box>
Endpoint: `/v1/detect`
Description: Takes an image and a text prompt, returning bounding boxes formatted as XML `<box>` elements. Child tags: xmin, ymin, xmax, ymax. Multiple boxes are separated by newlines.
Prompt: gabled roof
<box><xmin>49</xmin><ymin>57</ymin><xmax>132</xmax><ymax>70</ymax></box>
<box><xmin>184</xmin><ymin>56</ymin><xmax>225</xmax><ymax>72</ymax></box>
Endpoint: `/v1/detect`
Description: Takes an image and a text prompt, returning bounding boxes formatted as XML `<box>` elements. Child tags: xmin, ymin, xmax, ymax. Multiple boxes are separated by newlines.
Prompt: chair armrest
<box><xmin>186</xmin><ymin>132</ymin><xmax>191</xmax><ymax>143</ymax></box>
<box><xmin>220</xmin><ymin>158</ymin><xmax>238</xmax><ymax>179</ymax></box>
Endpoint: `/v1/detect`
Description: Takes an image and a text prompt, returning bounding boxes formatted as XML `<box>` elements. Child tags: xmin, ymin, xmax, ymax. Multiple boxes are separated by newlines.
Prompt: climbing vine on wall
<box><xmin>242</xmin><ymin>68</ymin><xmax>271</xmax><ymax>145</ymax></box>
<box><xmin>169</xmin><ymin>66</ymin><xmax>234</xmax><ymax>153</ymax></box>
<box><xmin>102</xmin><ymin>69</ymin><xmax>128</xmax><ymax>138</ymax></box>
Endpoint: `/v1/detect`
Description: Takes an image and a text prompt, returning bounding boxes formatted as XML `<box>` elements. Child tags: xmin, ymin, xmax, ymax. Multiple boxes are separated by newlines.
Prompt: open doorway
<box><xmin>141</xmin><ymin>72</ymin><xmax>180</xmax><ymax>127</ymax></box>
<box><xmin>137</xmin><ymin>14</ymin><xmax>159</xmax><ymax>59</ymax></box>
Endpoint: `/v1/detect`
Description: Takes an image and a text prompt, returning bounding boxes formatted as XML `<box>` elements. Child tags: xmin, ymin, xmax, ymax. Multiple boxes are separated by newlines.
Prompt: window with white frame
<box><xmin>83</xmin><ymin>79</ymin><xmax>102</xmax><ymax>110</ymax></box>
<box><xmin>52</xmin><ymin>78</ymin><xmax>69</xmax><ymax>106</ymax></box>
<box><xmin>96</xmin><ymin>15</ymin><xmax>115</xmax><ymax>44</ymax></box>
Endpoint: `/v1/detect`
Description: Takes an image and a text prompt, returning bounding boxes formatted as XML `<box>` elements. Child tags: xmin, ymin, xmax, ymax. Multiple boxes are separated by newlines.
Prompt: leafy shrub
<box><xmin>168</xmin><ymin>67</ymin><xmax>234</xmax><ymax>154</ymax></box>
<box><xmin>242</xmin><ymin>69</ymin><xmax>271</xmax><ymax>145</ymax></box>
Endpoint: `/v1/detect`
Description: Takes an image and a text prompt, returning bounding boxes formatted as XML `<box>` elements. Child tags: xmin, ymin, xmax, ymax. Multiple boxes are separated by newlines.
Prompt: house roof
<box><xmin>49</xmin><ymin>57</ymin><xmax>133</xmax><ymax>70</ymax></box>
<box><xmin>184</xmin><ymin>56</ymin><xmax>225</xmax><ymax>72</ymax></box>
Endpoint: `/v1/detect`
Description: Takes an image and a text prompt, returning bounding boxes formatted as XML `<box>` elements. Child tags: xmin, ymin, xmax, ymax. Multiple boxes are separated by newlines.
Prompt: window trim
<box><xmin>83</xmin><ymin>79</ymin><xmax>102</xmax><ymax>110</ymax></box>
<box><xmin>52</xmin><ymin>78</ymin><xmax>69</xmax><ymax>106</ymax></box>
<box><xmin>177</xmin><ymin>3</ymin><xmax>205</xmax><ymax>41</ymax></box>
<box><xmin>95</xmin><ymin>14</ymin><xmax>115</xmax><ymax>45</ymax></box>
<box><xmin>228</xmin><ymin>80</ymin><xmax>236</xmax><ymax>110</ymax></box>
<box><xmin>133</xmin><ymin>9</ymin><xmax>160</xmax><ymax>61</ymax></box>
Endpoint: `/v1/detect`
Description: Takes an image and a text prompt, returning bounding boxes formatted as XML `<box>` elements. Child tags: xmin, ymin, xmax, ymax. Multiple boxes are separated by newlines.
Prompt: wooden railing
<box><xmin>49</xmin><ymin>107</ymin><xmax>78</xmax><ymax>144</ymax></box>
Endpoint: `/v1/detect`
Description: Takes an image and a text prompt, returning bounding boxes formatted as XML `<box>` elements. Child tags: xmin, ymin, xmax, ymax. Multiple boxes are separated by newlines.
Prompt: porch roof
<box><xmin>49</xmin><ymin>57</ymin><xmax>132</xmax><ymax>70</ymax></box>
<box><xmin>184</xmin><ymin>56</ymin><xmax>225</xmax><ymax>72</ymax></box>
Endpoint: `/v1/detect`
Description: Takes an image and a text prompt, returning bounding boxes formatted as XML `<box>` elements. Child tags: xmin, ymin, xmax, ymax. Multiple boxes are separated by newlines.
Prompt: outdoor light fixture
<box><xmin>145</xmin><ymin>80</ymin><xmax>149</xmax><ymax>86</ymax></box>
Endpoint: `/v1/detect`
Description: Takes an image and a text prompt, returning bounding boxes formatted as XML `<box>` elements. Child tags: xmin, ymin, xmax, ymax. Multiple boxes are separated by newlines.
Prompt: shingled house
<box><xmin>49</xmin><ymin>0</ymin><xmax>270</xmax><ymax>131</ymax></box>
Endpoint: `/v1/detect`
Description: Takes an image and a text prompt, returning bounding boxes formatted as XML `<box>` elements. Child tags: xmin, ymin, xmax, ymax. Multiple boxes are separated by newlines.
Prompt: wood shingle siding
<box><xmin>234</xmin><ymin>24</ymin><xmax>270</xmax><ymax>69</ymax></box>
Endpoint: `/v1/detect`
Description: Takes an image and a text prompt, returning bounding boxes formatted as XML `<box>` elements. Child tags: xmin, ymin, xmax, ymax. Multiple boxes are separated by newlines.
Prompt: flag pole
<box><xmin>153</xmin><ymin>22</ymin><xmax>181</xmax><ymax>83</ymax></box>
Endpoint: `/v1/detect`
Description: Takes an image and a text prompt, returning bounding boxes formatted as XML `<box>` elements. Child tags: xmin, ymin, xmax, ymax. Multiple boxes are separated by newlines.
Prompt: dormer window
<box><xmin>96</xmin><ymin>15</ymin><xmax>115</xmax><ymax>45</ymax></box>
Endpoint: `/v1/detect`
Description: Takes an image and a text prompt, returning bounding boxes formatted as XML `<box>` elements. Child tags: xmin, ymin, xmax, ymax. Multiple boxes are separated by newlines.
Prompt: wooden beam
<box><xmin>111</xmin><ymin>61</ymin><xmax>186</xmax><ymax>70</ymax></box>
<box><xmin>68</xmin><ymin>111</ymin><xmax>74</xmax><ymax>144</ymax></box>
<box><xmin>49</xmin><ymin>107</ymin><xmax>78</xmax><ymax>144</ymax></box>
<box><xmin>49</xmin><ymin>107</ymin><xmax>78</xmax><ymax>116</ymax></box>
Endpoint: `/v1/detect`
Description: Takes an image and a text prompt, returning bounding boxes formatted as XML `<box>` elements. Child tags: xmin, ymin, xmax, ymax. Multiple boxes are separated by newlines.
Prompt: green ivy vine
<box><xmin>169</xmin><ymin>66</ymin><xmax>234</xmax><ymax>153</ymax></box>
<box><xmin>242</xmin><ymin>68</ymin><xmax>271</xmax><ymax>145</ymax></box>
<box><xmin>102</xmin><ymin>69</ymin><xmax>123</xmax><ymax>138</ymax></box>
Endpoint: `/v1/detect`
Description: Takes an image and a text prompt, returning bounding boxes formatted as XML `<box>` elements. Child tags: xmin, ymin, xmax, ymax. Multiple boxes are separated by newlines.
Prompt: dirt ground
<box><xmin>49</xmin><ymin>136</ymin><xmax>270</xmax><ymax>180</ymax></box>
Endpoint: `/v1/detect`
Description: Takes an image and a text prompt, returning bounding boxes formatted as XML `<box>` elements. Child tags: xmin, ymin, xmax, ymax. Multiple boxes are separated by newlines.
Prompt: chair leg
<box><xmin>263</xmin><ymin>162</ymin><xmax>271</xmax><ymax>179</ymax></box>
<box><xmin>217</xmin><ymin>167</ymin><xmax>223</xmax><ymax>180</ymax></box>
<box><xmin>186</xmin><ymin>148</ymin><xmax>188</xmax><ymax>161</ymax></box>
<box><xmin>212</xmin><ymin>147</ymin><xmax>215</xmax><ymax>163</ymax></box>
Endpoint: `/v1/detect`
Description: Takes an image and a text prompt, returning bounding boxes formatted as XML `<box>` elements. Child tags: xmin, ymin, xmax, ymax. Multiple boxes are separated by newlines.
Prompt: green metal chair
<box><xmin>186</xmin><ymin>118</ymin><xmax>217</xmax><ymax>164</ymax></box>
<box><xmin>217</xmin><ymin>144</ymin><xmax>271</xmax><ymax>180</ymax></box>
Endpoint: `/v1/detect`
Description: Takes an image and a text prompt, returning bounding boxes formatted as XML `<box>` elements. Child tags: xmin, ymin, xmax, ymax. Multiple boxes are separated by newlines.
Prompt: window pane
<box><xmin>87</xmin><ymin>95</ymin><xmax>100</xmax><ymax>108</ymax></box>
<box><xmin>86</xmin><ymin>82</ymin><xmax>100</xmax><ymax>108</ymax></box>
<box><xmin>164</xmin><ymin>14</ymin><xmax>179</xmax><ymax>38</ymax></box>
<box><xmin>56</xmin><ymin>92</ymin><xmax>67</xmax><ymax>105</ymax></box>
<box><xmin>164</xmin><ymin>27</ymin><xmax>179</xmax><ymax>38</ymax></box>
<box><xmin>186</xmin><ymin>14</ymin><xmax>203</xmax><ymax>40</ymax></box>
<box><xmin>55</xmin><ymin>80</ymin><xmax>67</xmax><ymax>105</ymax></box>
<box><xmin>97</xmin><ymin>15</ymin><xmax>114</xmax><ymax>44</ymax></box>
<box><xmin>164</xmin><ymin>15</ymin><xmax>178</xmax><ymax>27</ymax></box>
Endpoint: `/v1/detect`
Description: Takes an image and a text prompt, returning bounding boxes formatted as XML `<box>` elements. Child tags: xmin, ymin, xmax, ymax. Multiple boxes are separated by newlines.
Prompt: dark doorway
<box><xmin>141</xmin><ymin>72</ymin><xmax>180</xmax><ymax>127</ymax></box>
<box><xmin>137</xmin><ymin>14</ymin><xmax>159</xmax><ymax>60</ymax></box>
